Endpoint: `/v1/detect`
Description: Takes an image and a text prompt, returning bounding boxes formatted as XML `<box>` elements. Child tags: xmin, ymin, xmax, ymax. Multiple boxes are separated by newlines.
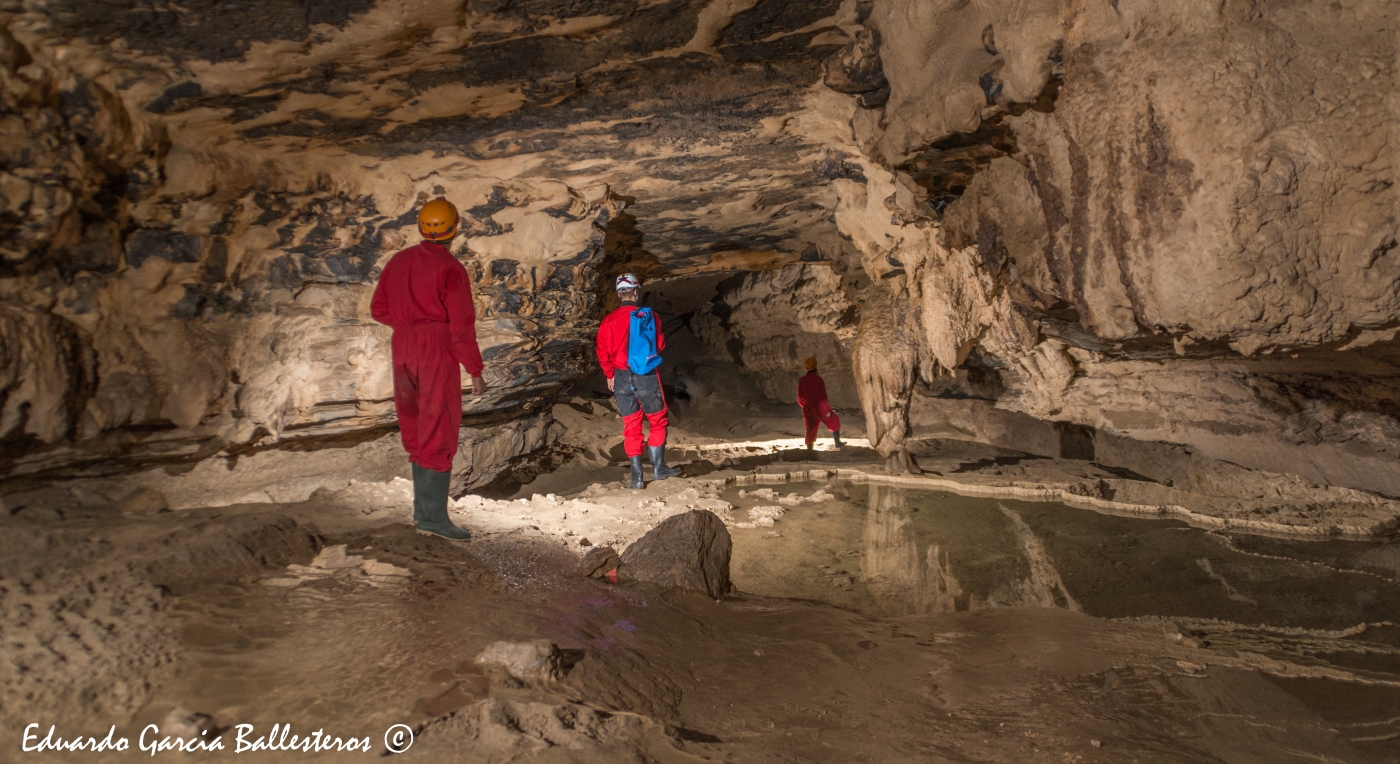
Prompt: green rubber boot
<box><xmin>413</xmin><ymin>463</ymin><xmax>471</xmax><ymax>541</ymax></box>
<box><xmin>648</xmin><ymin>445</ymin><xmax>683</xmax><ymax>480</ymax></box>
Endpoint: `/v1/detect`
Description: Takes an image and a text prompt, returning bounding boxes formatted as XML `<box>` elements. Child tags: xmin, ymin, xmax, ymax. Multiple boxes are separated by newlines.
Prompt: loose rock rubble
<box><xmin>476</xmin><ymin>641</ymin><xmax>564</xmax><ymax>684</ymax></box>
<box><xmin>261</xmin><ymin>545</ymin><xmax>411</xmax><ymax>588</ymax></box>
<box><xmin>577</xmin><ymin>547</ymin><xmax>621</xmax><ymax>581</ymax></box>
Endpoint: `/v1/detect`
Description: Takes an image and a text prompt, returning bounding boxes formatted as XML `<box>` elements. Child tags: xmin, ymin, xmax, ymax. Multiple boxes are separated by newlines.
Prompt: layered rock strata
<box><xmin>0</xmin><ymin>0</ymin><xmax>858</xmax><ymax>487</ymax></box>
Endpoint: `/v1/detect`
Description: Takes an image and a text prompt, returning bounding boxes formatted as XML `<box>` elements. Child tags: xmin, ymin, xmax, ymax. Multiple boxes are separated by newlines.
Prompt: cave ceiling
<box><xmin>6</xmin><ymin>0</ymin><xmax>1399</xmax><ymax>499</ymax></box>
<box><xmin>28</xmin><ymin>0</ymin><xmax>857</xmax><ymax>271</ymax></box>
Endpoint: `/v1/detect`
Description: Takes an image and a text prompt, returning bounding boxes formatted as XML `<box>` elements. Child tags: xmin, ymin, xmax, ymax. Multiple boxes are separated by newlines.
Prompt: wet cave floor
<box><xmin>7</xmin><ymin>472</ymin><xmax>1400</xmax><ymax>763</ymax></box>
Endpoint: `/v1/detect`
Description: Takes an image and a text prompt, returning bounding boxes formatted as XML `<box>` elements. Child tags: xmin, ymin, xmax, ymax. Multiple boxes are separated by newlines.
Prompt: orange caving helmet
<box><xmin>418</xmin><ymin>197</ymin><xmax>460</xmax><ymax>241</ymax></box>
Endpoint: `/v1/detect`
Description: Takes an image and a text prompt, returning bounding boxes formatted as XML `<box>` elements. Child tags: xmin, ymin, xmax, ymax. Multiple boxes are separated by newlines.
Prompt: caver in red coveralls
<box><xmin>595</xmin><ymin>301</ymin><xmax>669</xmax><ymax>456</ymax></box>
<box><xmin>370</xmin><ymin>241</ymin><xmax>484</xmax><ymax>472</ymax></box>
<box><xmin>798</xmin><ymin>370</ymin><xmax>841</xmax><ymax>446</ymax></box>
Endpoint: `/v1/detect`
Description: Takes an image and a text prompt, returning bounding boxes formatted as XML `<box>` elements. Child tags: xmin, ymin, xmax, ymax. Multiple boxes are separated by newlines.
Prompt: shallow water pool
<box><xmin>727</xmin><ymin>481</ymin><xmax>1400</xmax><ymax>636</ymax></box>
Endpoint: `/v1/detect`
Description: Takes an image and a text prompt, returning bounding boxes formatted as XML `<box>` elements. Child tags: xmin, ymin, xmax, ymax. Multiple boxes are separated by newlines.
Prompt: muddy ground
<box><xmin>3</xmin><ymin>395</ymin><xmax>1399</xmax><ymax>762</ymax></box>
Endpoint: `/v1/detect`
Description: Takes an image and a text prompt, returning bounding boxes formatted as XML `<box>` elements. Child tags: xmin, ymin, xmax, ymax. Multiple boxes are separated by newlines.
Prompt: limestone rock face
<box><xmin>0</xmin><ymin>1</ymin><xmax>865</xmax><ymax>489</ymax></box>
<box><xmin>578</xmin><ymin>546</ymin><xmax>621</xmax><ymax>579</ymax></box>
<box><xmin>934</xmin><ymin>3</ymin><xmax>1398</xmax><ymax>355</ymax></box>
<box><xmin>822</xmin><ymin>0</ymin><xmax>1400</xmax><ymax>494</ymax></box>
<box><xmin>619</xmin><ymin>509</ymin><xmax>731</xmax><ymax>599</ymax></box>
<box><xmin>690</xmin><ymin>263</ymin><xmax>862</xmax><ymax>407</ymax></box>
<box><xmin>870</xmin><ymin>0</ymin><xmax>1062</xmax><ymax>166</ymax></box>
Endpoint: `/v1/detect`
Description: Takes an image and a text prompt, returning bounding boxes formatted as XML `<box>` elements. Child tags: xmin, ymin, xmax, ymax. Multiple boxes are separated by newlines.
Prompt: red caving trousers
<box><xmin>392</xmin><ymin>325</ymin><xmax>462</xmax><ymax>473</ymax></box>
<box><xmin>613</xmin><ymin>367</ymin><xmax>668</xmax><ymax>457</ymax></box>
<box><xmin>803</xmin><ymin>402</ymin><xmax>841</xmax><ymax>445</ymax></box>
<box><xmin>623</xmin><ymin>409</ymin><xmax>669</xmax><ymax>456</ymax></box>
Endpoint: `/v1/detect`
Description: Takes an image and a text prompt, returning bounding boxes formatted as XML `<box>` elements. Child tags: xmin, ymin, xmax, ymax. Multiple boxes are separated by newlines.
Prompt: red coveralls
<box><xmin>797</xmin><ymin>371</ymin><xmax>841</xmax><ymax>445</ymax></box>
<box><xmin>370</xmin><ymin>241</ymin><xmax>484</xmax><ymax>473</ymax></box>
<box><xmin>596</xmin><ymin>303</ymin><xmax>668</xmax><ymax>457</ymax></box>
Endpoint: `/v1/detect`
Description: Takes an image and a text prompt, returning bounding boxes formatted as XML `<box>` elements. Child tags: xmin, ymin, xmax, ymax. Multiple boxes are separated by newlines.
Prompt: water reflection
<box><xmin>859</xmin><ymin>484</ymin><xmax>1081</xmax><ymax>616</ymax></box>
<box><xmin>729</xmin><ymin>481</ymin><xmax>1400</xmax><ymax>630</ymax></box>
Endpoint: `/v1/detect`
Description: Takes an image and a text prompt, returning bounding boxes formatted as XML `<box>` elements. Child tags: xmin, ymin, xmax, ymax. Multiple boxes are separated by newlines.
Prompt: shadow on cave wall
<box><xmin>596</xmin><ymin>210</ymin><xmax>669</xmax><ymax>315</ymax></box>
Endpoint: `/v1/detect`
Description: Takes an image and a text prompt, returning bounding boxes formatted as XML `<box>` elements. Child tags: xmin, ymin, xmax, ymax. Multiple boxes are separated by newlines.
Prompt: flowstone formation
<box><xmin>813</xmin><ymin>0</ymin><xmax>1400</xmax><ymax>493</ymax></box>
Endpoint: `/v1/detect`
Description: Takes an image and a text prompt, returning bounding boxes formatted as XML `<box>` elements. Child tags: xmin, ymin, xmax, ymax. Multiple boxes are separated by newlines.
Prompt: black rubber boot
<box><xmin>413</xmin><ymin>463</ymin><xmax>471</xmax><ymax>541</ymax></box>
<box><xmin>833</xmin><ymin>431</ymin><xmax>844</xmax><ymax>449</ymax></box>
<box><xmin>649</xmin><ymin>445</ymin><xmax>683</xmax><ymax>480</ymax></box>
<box><xmin>628</xmin><ymin>455</ymin><xmax>646</xmax><ymax>489</ymax></box>
<box><xmin>806</xmin><ymin>442</ymin><xmax>815</xmax><ymax>453</ymax></box>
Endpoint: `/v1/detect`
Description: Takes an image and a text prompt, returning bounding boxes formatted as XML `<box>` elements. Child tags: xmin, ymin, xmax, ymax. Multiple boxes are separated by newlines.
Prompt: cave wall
<box><xmin>689</xmin><ymin>263</ymin><xmax>863</xmax><ymax>408</ymax></box>
<box><xmin>0</xmin><ymin>0</ymin><xmax>856</xmax><ymax>488</ymax></box>
<box><xmin>811</xmin><ymin>0</ymin><xmax>1400</xmax><ymax>494</ymax></box>
<box><xmin>0</xmin><ymin>69</ymin><xmax>619</xmax><ymax>481</ymax></box>
<box><xmin>2</xmin><ymin>0</ymin><xmax>1397</xmax><ymax>500</ymax></box>
<box><xmin>0</xmin><ymin>17</ymin><xmax>622</xmax><ymax>482</ymax></box>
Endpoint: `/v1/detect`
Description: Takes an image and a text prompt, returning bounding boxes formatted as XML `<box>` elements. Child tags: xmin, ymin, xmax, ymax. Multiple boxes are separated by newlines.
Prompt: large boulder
<box><xmin>619</xmin><ymin>510</ymin><xmax>731</xmax><ymax>599</ymax></box>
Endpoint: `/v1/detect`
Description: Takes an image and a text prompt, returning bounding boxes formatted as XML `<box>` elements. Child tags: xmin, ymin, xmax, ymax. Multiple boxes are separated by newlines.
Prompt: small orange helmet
<box><xmin>418</xmin><ymin>197</ymin><xmax>460</xmax><ymax>241</ymax></box>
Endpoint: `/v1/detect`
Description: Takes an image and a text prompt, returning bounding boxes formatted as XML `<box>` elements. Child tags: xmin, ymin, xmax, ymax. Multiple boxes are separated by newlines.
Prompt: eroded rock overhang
<box><xmin>0</xmin><ymin>0</ymin><xmax>865</xmax><ymax>481</ymax></box>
